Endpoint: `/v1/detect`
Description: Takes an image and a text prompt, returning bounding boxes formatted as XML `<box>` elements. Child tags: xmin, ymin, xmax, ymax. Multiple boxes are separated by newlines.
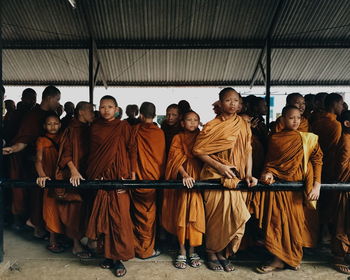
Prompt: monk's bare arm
<box><xmin>196</xmin><ymin>154</ymin><xmax>236</xmax><ymax>179</ymax></box>
<box><xmin>2</xmin><ymin>142</ymin><xmax>27</xmax><ymax>155</ymax></box>
<box><xmin>244</xmin><ymin>149</ymin><xmax>258</xmax><ymax>187</ymax></box>
<box><xmin>67</xmin><ymin>161</ymin><xmax>84</xmax><ymax>187</ymax></box>
<box><xmin>35</xmin><ymin>148</ymin><xmax>50</xmax><ymax>188</ymax></box>
<box><xmin>178</xmin><ymin>166</ymin><xmax>195</xmax><ymax>188</ymax></box>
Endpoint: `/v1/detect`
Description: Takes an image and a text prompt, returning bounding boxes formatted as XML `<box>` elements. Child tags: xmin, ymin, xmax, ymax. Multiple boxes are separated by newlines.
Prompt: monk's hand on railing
<box><xmin>308</xmin><ymin>181</ymin><xmax>321</xmax><ymax>201</ymax></box>
<box><xmin>217</xmin><ymin>164</ymin><xmax>237</xmax><ymax>179</ymax></box>
<box><xmin>182</xmin><ymin>176</ymin><xmax>195</xmax><ymax>189</ymax></box>
<box><xmin>70</xmin><ymin>171</ymin><xmax>84</xmax><ymax>187</ymax></box>
<box><xmin>260</xmin><ymin>172</ymin><xmax>274</xmax><ymax>185</ymax></box>
<box><xmin>245</xmin><ymin>175</ymin><xmax>258</xmax><ymax>187</ymax></box>
<box><xmin>2</xmin><ymin>147</ymin><xmax>13</xmax><ymax>155</ymax></box>
<box><xmin>36</xmin><ymin>176</ymin><xmax>51</xmax><ymax>188</ymax></box>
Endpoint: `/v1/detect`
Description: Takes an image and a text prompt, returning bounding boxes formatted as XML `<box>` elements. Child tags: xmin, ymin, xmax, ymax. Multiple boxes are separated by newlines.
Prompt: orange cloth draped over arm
<box><xmin>192</xmin><ymin>115</ymin><xmax>251</xmax><ymax>256</ymax></box>
<box><xmin>129</xmin><ymin>123</ymin><xmax>166</xmax><ymax>258</ymax></box>
<box><xmin>257</xmin><ymin>131</ymin><xmax>322</xmax><ymax>268</ymax></box>
<box><xmin>85</xmin><ymin>119</ymin><xmax>135</xmax><ymax>261</ymax></box>
<box><xmin>162</xmin><ymin>131</ymin><xmax>205</xmax><ymax>247</ymax></box>
<box><xmin>332</xmin><ymin>133</ymin><xmax>350</xmax><ymax>257</ymax></box>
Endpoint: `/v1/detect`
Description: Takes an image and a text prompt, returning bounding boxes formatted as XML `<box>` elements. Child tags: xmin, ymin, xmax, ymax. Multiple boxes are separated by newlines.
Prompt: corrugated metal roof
<box><xmin>2</xmin><ymin>0</ymin><xmax>350</xmax><ymax>86</ymax></box>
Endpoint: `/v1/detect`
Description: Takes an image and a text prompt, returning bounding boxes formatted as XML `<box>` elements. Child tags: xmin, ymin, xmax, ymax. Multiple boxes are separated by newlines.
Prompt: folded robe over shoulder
<box><xmin>129</xmin><ymin>122</ymin><xmax>166</xmax><ymax>258</ymax></box>
<box><xmin>162</xmin><ymin>130</ymin><xmax>205</xmax><ymax>247</ymax></box>
<box><xmin>85</xmin><ymin>118</ymin><xmax>135</xmax><ymax>261</ymax></box>
<box><xmin>193</xmin><ymin>115</ymin><xmax>251</xmax><ymax>256</ymax></box>
<box><xmin>257</xmin><ymin>130</ymin><xmax>323</xmax><ymax>267</ymax></box>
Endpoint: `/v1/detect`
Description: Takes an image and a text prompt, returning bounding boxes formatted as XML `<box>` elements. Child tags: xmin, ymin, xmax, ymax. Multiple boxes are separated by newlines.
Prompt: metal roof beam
<box><xmin>3</xmin><ymin>40</ymin><xmax>350</xmax><ymax>50</ymax></box>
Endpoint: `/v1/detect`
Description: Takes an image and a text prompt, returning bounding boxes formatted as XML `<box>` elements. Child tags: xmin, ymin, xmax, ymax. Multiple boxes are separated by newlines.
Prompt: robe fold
<box><xmin>257</xmin><ymin>130</ymin><xmax>323</xmax><ymax>267</ymax></box>
<box><xmin>10</xmin><ymin>107</ymin><xmax>54</xmax><ymax>228</ymax></box>
<box><xmin>53</xmin><ymin>118</ymin><xmax>91</xmax><ymax>239</ymax></box>
<box><xmin>162</xmin><ymin>130</ymin><xmax>205</xmax><ymax>247</ymax></box>
<box><xmin>332</xmin><ymin>133</ymin><xmax>350</xmax><ymax>257</ymax></box>
<box><xmin>192</xmin><ymin>115</ymin><xmax>251</xmax><ymax>256</ymax></box>
<box><xmin>85</xmin><ymin>118</ymin><xmax>135</xmax><ymax>261</ymax></box>
<box><xmin>312</xmin><ymin>112</ymin><xmax>342</xmax><ymax>224</ymax></box>
<box><xmin>129</xmin><ymin>122</ymin><xmax>166</xmax><ymax>258</ymax></box>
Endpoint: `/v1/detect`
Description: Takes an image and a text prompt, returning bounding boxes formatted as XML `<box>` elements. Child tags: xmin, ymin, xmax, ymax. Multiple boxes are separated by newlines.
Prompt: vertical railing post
<box><xmin>89</xmin><ymin>39</ymin><xmax>94</xmax><ymax>105</ymax></box>
<box><xmin>265</xmin><ymin>37</ymin><xmax>271</xmax><ymax>126</ymax></box>
<box><xmin>0</xmin><ymin>4</ymin><xmax>4</xmax><ymax>262</ymax></box>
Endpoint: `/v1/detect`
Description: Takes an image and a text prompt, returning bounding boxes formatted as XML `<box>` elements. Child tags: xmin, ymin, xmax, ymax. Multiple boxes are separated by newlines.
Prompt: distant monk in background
<box><xmin>161</xmin><ymin>104</ymin><xmax>182</xmax><ymax>157</ymax></box>
<box><xmin>61</xmin><ymin>101</ymin><xmax>75</xmax><ymax>129</ymax></box>
<box><xmin>125</xmin><ymin>104</ymin><xmax>141</xmax><ymax>126</ymax></box>
<box><xmin>178</xmin><ymin>100</ymin><xmax>192</xmax><ymax>116</ymax></box>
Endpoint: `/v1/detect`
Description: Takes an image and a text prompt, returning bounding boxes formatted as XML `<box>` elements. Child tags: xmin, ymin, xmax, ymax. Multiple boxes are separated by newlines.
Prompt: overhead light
<box><xmin>67</xmin><ymin>0</ymin><xmax>77</xmax><ymax>9</ymax></box>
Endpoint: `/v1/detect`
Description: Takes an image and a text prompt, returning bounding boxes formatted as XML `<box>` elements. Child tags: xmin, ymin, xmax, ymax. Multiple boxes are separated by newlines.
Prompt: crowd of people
<box><xmin>1</xmin><ymin>85</ymin><xmax>349</xmax><ymax>277</ymax></box>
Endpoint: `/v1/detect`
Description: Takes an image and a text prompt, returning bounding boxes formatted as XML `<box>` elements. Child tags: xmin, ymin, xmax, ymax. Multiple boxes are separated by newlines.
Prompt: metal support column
<box><xmin>89</xmin><ymin>39</ymin><xmax>94</xmax><ymax>104</ymax></box>
<box><xmin>265</xmin><ymin>37</ymin><xmax>271</xmax><ymax>126</ymax></box>
<box><xmin>0</xmin><ymin>6</ymin><xmax>4</xmax><ymax>263</ymax></box>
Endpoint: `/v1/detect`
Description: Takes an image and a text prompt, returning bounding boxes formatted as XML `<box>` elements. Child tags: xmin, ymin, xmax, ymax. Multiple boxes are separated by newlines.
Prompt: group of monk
<box><xmin>1</xmin><ymin>85</ymin><xmax>349</xmax><ymax>277</ymax></box>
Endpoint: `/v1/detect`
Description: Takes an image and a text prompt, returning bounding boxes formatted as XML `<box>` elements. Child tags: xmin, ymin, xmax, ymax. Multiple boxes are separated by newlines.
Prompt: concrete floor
<box><xmin>0</xmin><ymin>227</ymin><xmax>348</xmax><ymax>280</ymax></box>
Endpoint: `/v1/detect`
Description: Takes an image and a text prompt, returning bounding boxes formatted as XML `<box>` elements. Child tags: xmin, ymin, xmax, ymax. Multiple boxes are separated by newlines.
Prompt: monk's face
<box><xmin>182</xmin><ymin>112</ymin><xmax>199</xmax><ymax>132</ymax></box>
<box><xmin>289</xmin><ymin>96</ymin><xmax>305</xmax><ymax>115</ymax></box>
<box><xmin>220</xmin><ymin>91</ymin><xmax>240</xmax><ymax>115</ymax></box>
<box><xmin>48</xmin><ymin>93</ymin><xmax>61</xmax><ymax>111</ymax></box>
<box><xmin>80</xmin><ymin>106</ymin><xmax>95</xmax><ymax>123</ymax></box>
<box><xmin>99</xmin><ymin>99</ymin><xmax>118</xmax><ymax>121</ymax></box>
<box><xmin>258</xmin><ymin>99</ymin><xmax>268</xmax><ymax>115</ymax></box>
<box><xmin>166</xmin><ymin>108</ymin><xmax>179</xmax><ymax>126</ymax></box>
<box><xmin>44</xmin><ymin>116</ymin><xmax>61</xmax><ymax>134</ymax></box>
<box><xmin>283</xmin><ymin>108</ymin><xmax>301</xmax><ymax>131</ymax></box>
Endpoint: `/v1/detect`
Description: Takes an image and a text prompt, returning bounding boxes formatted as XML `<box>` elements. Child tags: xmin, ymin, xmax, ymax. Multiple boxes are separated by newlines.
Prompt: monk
<box><xmin>85</xmin><ymin>95</ymin><xmax>134</xmax><ymax>278</ymax></box>
<box><xmin>129</xmin><ymin>102</ymin><xmax>165</xmax><ymax>259</ymax></box>
<box><xmin>310</xmin><ymin>92</ymin><xmax>328</xmax><ymax>125</ymax></box>
<box><xmin>193</xmin><ymin>87</ymin><xmax>257</xmax><ymax>272</ymax></box>
<box><xmin>125</xmin><ymin>104</ymin><xmax>141</xmax><ymax>126</ymax></box>
<box><xmin>271</xmin><ymin>93</ymin><xmax>309</xmax><ymax>133</ymax></box>
<box><xmin>162</xmin><ymin>110</ymin><xmax>205</xmax><ymax>269</ymax></box>
<box><xmin>312</xmin><ymin>93</ymin><xmax>344</xmax><ymax>243</ymax></box>
<box><xmin>60</xmin><ymin>101</ymin><xmax>75</xmax><ymax>129</ymax></box>
<box><xmin>35</xmin><ymin>114</ymin><xmax>64</xmax><ymax>252</ymax></box>
<box><xmin>3</xmin><ymin>86</ymin><xmax>61</xmax><ymax>237</ymax></box>
<box><xmin>161</xmin><ymin>104</ymin><xmax>182</xmax><ymax>156</ymax></box>
<box><xmin>256</xmin><ymin>105</ymin><xmax>323</xmax><ymax>273</ymax></box>
<box><xmin>332</xmin><ymin>110</ymin><xmax>350</xmax><ymax>274</ymax></box>
<box><xmin>55</xmin><ymin>101</ymin><xmax>95</xmax><ymax>258</ymax></box>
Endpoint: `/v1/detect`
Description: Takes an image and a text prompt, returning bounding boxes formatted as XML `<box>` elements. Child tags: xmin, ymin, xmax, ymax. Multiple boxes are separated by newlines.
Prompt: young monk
<box><xmin>332</xmin><ymin>110</ymin><xmax>350</xmax><ymax>274</ymax></box>
<box><xmin>312</xmin><ymin>93</ymin><xmax>344</xmax><ymax>243</ymax></box>
<box><xmin>256</xmin><ymin>105</ymin><xmax>323</xmax><ymax>273</ymax></box>
<box><xmin>193</xmin><ymin>88</ymin><xmax>257</xmax><ymax>272</ymax></box>
<box><xmin>55</xmin><ymin>101</ymin><xmax>95</xmax><ymax>258</ymax></box>
<box><xmin>125</xmin><ymin>104</ymin><xmax>140</xmax><ymax>126</ymax></box>
<box><xmin>271</xmin><ymin>93</ymin><xmax>309</xmax><ymax>133</ymax></box>
<box><xmin>85</xmin><ymin>95</ymin><xmax>134</xmax><ymax>278</ymax></box>
<box><xmin>35</xmin><ymin>114</ymin><xmax>64</xmax><ymax>252</ymax></box>
<box><xmin>162</xmin><ymin>110</ymin><xmax>205</xmax><ymax>269</ymax></box>
<box><xmin>161</xmin><ymin>104</ymin><xmax>182</xmax><ymax>156</ymax></box>
<box><xmin>129</xmin><ymin>102</ymin><xmax>165</xmax><ymax>259</ymax></box>
<box><xmin>3</xmin><ymin>86</ymin><xmax>61</xmax><ymax>237</ymax></box>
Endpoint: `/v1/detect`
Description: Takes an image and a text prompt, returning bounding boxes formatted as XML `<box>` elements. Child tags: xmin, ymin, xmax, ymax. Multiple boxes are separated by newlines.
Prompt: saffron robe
<box><xmin>129</xmin><ymin>123</ymin><xmax>166</xmax><ymax>258</ymax></box>
<box><xmin>85</xmin><ymin>118</ymin><xmax>135</xmax><ymax>261</ymax></box>
<box><xmin>10</xmin><ymin>107</ymin><xmax>54</xmax><ymax>228</ymax></box>
<box><xmin>193</xmin><ymin>115</ymin><xmax>252</xmax><ymax>256</ymax></box>
<box><xmin>333</xmin><ymin>133</ymin><xmax>350</xmax><ymax>257</ymax></box>
<box><xmin>257</xmin><ymin>130</ymin><xmax>323</xmax><ymax>267</ymax></box>
<box><xmin>162</xmin><ymin>130</ymin><xmax>205</xmax><ymax>247</ymax></box>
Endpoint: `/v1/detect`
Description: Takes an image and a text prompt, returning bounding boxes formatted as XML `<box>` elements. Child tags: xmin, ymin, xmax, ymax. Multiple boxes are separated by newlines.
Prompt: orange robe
<box><xmin>53</xmin><ymin>118</ymin><xmax>91</xmax><ymax>239</ymax></box>
<box><xmin>162</xmin><ymin>130</ymin><xmax>205</xmax><ymax>247</ymax></box>
<box><xmin>85</xmin><ymin>118</ymin><xmax>134</xmax><ymax>261</ymax></box>
<box><xmin>312</xmin><ymin>112</ymin><xmax>342</xmax><ymax>224</ymax></box>
<box><xmin>10</xmin><ymin>107</ymin><xmax>54</xmax><ymax>228</ymax></box>
<box><xmin>332</xmin><ymin>133</ymin><xmax>350</xmax><ymax>257</ymax></box>
<box><xmin>257</xmin><ymin>130</ymin><xmax>323</xmax><ymax>267</ymax></box>
<box><xmin>129</xmin><ymin>123</ymin><xmax>166</xmax><ymax>258</ymax></box>
<box><xmin>271</xmin><ymin>116</ymin><xmax>309</xmax><ymax>134</ymax></box>
<box><xmin>193</xmin><ymin>115</ymin><xmax>252</xmax><ymax>256</ymax></box>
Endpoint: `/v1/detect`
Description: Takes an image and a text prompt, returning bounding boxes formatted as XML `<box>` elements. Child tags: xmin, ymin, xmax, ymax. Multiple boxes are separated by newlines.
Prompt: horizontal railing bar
<box><xmin>0</xmin><ymin>180</ymin><xmax>349</xmax><ymax>191</ymax></box>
